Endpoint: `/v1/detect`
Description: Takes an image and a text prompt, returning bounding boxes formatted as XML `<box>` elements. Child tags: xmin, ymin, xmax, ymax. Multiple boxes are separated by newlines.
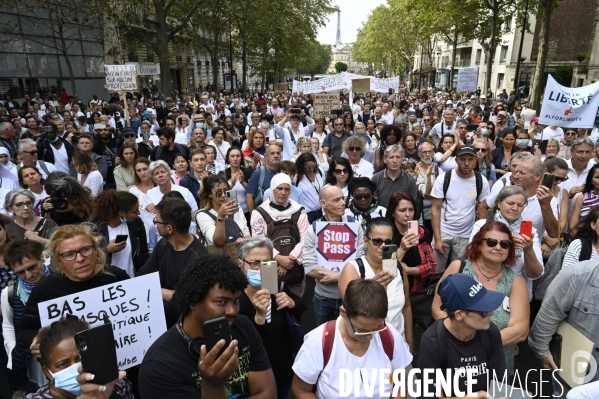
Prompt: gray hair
<box><xmin>456</xmin><ymin>119</ymin><xmax>468</xmax><ymax>127</ymax></box>
<box><xmin>260</xmin><ymin>122</ymin><xmax>270</xmax><ymax>130</ymax></box>
<box><xmin>394</xmin><ymin>114</ymin><xmax>408</xmax><ymax>124</ymax></box>
<box><xmin>0</xmin><ymin>122</ymin><xmax>13</xmax><ymax>135</ymax></box>
<box><xmin>140</xmin><ymin>121</ymin><xmax>152</xmax><ymax>128</ymax></box>
<box><xmin>519</xmin><ymin>155</ymin><xmax>545</xmax><ymax>176</ymax></box>
<box><xmin>354</xmin><ymin>122</ymin><xmax>366</xmax><ymax>131</ymax></box>
<box><xmin>149</xmin><ymin>160</ymin><xmax>170</xmax><ymax>176</ymax></box>
<box><xmin>18</xmin><ymin>139</ymin><xmax>37</xmax><ymax>153</ymax></box>
<box><xmin>570</xmin><ymin>137</ymin><xmax>595</xmax><ymax>151</ymax></box>
<box><xmin>442</xmin><ymin>108</ymin><xmax>455</xmax><ymax>116</ymax></box>
<box><xmin>510</xmin><ymin>152</ymin><xmax>534</xmax><ymax>164</ymax></box>
<box><xmin>342</xmin><ymin>135</ymin><xmax>366</xmax><ymax>154</ymax></box>
<box><xmin>491</xmin><ymin>185</ymin><xmax>528</xmax><ymax>217</ymax></box>
<box><xmin>384</xmin><ymin>144</ymin><xmax>404</xmax><ymax>158</ymax></box>
<box><xmin>237</xmin><ymin>236</ymin><xmax>274</xmax><ymax>261</ymax></box>
<box><xmin>4</xmin><ymin>189</ymin><xmax>35</xmax><ymax>212</ymax></box>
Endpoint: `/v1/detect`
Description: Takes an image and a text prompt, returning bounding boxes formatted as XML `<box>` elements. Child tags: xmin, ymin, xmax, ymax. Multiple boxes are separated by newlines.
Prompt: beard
<box><xmin>421</xmin><ymin>158</ymin><xmax>433</xmax><ymax>164</ymax></box>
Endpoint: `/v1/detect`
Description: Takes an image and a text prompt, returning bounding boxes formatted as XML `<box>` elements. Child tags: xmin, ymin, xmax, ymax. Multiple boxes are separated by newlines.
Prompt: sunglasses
<box><xmin>123</xmin><ymin>134</ymin><xmax>135</xmax><ymax>138</ymax></box>
<box><xmin>554</xmin><ymin>175</ymin><xmax>569</xmax><ymax>183</ymax></box>
<box><xmin>515</xmin><ymin>109</ymin><xmax>522</xmax><ymax>111</ymax></box>
<box><xmin>475</xmin><ymin>148</ymin><xmax>487</xmax><ymax>153</ymax></box>
<box><xmin>348</xmin><ymin>317</ymin><xmax>387</xmax><ymax>336</ymax></box>
<box><xmin>354</xmin><ymin>194</ymin><xmax>372</xmax><ymax>201</ymax></box>
<box><xmin>334</xmin><ymin>123</ymin><xmax>344</xmax><ymax>126</ymax></box>
<box><xmin>22</xmin><ymin>150</ymin><xmax>38</xmax><ymax>155</ymax></box>
<box><xmin>466</xmin><ymin>310</ymin><xmax>491</xmax><ymax>318</ymax></box>
<box><xmin>334</xmin><ymin>168</ymin><xmax>348</xmax><ymax>175</ymax></box>
<box><xmin>348</xmin><ymin>147</ymin><xmax>362</xmax><ymax>152</ymax></box>
<box><xmin>366</xmin><ymin>237</ymin><xmax>394</xmax><ymax>246</ymax></box>
<box><xmin>482</xmin><ymin>238</ymin><xmax>512</xmax><ymax>249</ymax></box>
<box><xmin>565</xmin><ymin>132</ymin><xmax>577</xmax><ymax>136</ymax></box>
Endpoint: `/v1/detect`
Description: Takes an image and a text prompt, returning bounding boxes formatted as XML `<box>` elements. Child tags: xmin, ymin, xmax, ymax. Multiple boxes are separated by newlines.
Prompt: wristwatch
<box><xmin>217</xmin><ymin>217</ymin><xmax>226</xmax><ymax>222</ymax></box>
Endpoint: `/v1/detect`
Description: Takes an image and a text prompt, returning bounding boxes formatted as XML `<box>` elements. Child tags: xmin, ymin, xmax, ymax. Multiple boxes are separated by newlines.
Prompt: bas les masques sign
<box><xmin>38</xmin><ymin>273</ymin><xmax>166</xmax><ymax>370</ymax></box>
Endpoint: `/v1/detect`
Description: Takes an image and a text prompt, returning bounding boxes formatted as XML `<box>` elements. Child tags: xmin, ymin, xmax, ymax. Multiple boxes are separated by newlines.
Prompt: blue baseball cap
<box><xmin>438</xmin><ymin>274</ymin><xmax>505</xmax><ymax>312</ymax></box>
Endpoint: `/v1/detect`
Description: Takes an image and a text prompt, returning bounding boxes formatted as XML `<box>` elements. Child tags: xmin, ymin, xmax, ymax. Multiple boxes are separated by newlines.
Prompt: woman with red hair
<box><xmin>431</xmin><ymin>221</ymin><xmax>529</xmax><ymax>376</ymax></box>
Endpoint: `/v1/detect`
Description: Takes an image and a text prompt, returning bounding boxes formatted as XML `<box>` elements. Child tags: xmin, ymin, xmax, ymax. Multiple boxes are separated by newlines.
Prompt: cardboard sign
<box><xmin>538</xmin><ymin>75</ymin><xmax>599</xmax><ymax>128</ymax></box>
<box><xmin>274</xmin><ymin>83</ymin><xmax>289</xmax><ymax>93</ymax></box>
<box><xmin>313</xmin><ymin>94</ymin><xmax>340</xmax><ymax>120</ymax></box>
<box><xmin>456</xmin><ymin>67</ymin><xmax>478</xmax><ymax>93</ymax></box>
<box><xmin>352</xmin><ymin>78</ymin><xmax>370</xmax><ymax>92</ymax></box>
<box><xmin>315</xmin><ymin>222</ymin><xmax>360</xmax><ymax>272</ymax></box>
<box><xmin>38</xmin><ymin>273</ymin><xmax>166</xmax><ymax>370</ymax></box>
<box><xmin>105</xmin><ymin>65</ymin><xmax>138</xmax><ymax>92</ymax></box>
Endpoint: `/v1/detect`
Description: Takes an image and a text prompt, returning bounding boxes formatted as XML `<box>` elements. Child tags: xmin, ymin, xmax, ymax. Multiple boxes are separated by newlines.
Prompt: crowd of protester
<box><xmin>0</xmin><ymin>86</ymin><xmax>598</xmax><ymax>398</ymax></box>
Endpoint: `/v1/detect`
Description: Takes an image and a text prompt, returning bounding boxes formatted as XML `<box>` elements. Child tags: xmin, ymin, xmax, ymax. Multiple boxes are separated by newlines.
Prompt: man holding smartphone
<box><xmin>139</xmin><ymin>254</ymin><xmax>276</xmax><ymax>398</ymax></box>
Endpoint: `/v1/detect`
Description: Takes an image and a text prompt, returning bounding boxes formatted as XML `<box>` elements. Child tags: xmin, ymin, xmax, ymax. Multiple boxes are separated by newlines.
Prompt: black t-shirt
<box><xmin>418</xmin><ymin>321</ymin><xmax>506</xmax><ymax>398</ymax></box>
<box><xmin>138</xmin><ymin>314</ymin><xmax>271</xmax><ymax>398</ymax></box>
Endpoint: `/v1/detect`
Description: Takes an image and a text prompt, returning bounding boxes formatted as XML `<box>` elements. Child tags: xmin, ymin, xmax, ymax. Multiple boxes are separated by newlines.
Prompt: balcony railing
<box><xmin>457</xmin><ymin>59</ymin><xmax>472</xmax><ymax>67</ymax></box>
<box><xmin>457</xmin><ymin>39</ymin><xmax>473</xmax><ymax>48</ymax></box>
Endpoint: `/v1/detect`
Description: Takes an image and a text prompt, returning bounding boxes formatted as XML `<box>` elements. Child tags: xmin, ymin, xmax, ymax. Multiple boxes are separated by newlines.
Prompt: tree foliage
<box><xmin>334</xmin><ymin>62</ymin><xmax>348</xmax><ymax>73</ymax></box>
<box><xmin>296</xmin><ymin>41</ymin><xmax>332</xmax><ymax>76</ymax></box>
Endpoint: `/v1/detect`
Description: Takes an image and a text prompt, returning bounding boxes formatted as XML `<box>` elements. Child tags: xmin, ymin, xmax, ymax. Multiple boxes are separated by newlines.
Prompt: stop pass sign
<box><xmin>317</xmin><ymin>223</ymin><xmax>357</xmax><ymax>262</ymax></box>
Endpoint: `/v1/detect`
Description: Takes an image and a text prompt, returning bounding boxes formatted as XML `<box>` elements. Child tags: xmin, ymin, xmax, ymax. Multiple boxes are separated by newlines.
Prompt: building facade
<box><xmin>329</xmin><ymin>43</ymin><xmax>369</xmax><ymax>75</ymax></box>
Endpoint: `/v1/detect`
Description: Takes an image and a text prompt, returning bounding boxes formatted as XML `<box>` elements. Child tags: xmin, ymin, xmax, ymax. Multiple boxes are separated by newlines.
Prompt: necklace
<box><xmin>476</xmin><ymin>261</ymin><xmax>502</xmax><ymax>281</ymax></box>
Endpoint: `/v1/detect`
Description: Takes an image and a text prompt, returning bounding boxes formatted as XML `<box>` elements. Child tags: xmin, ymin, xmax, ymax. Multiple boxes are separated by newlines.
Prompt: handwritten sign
<box><xmin>315</xmin><ymin>222</ymin><xmax>360</xmax><ymax>272</ymax></box>
<box><xmin>372</xmin><ymin>77</ymin><xmax>399</xmax><ymax>93</ymax></box>
<box><xmin>313</xmin><ymin>94</ymin><xmax>340</xmax><ymax>120</ymax></box>
<box><xmin>38</xmin><ymin>273</ymin><xmax>166</xmax><ymax>370</ymax></box>
<box><xmin>352</xmin><ymin>78</ymin><xmax>370</xmax><ymax>92</ymax></box>
<box><xmin>105</xmin><ymin>65</ymin><xmax>138</xmax><ymax>92</ymax></box>
<box><xmin>457</xmin><ymin>67</ymin><xmax>479</xmax><ymax>93</ymax></box>
<box><xmin>274</xmin><ymin>83</ymin><xmax>289</xmax><ymax>93</ymax></box>
<box><xmin>293</xmin><ymin>75</ymin><xmax>349</xmax><ymax>94</ymax></box>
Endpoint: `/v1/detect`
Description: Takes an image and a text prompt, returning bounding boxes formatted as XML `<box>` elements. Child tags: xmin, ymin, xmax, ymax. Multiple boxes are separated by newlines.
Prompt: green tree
<box><xmin>334</xmin><ymin>62</ymin><xmax>348</xmax><ymax>73</ymax></box>
<box><xmin>296</xmin><ymin>41</ymin><xmax>332</xmax><ymax>76</ymax></box>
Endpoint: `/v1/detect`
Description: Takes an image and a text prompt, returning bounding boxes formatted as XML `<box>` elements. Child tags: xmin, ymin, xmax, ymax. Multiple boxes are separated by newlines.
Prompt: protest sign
<box><xmin>105</xmin><ymin>65</ymin><xmax>138</xmax><ymax>92</ymax></box>
<box><xmin>293</xmin><ymin>74</ymin><xmax>349</xmax><ymax>94</ymax></box>
<box><xmin>457</xmin><ymin>67</ymin><xmax>478</xmax><ymax>93</ymax></box>
<box><xmin>313</xmin><ymin>94</ymin><xmax>340</xmax><ymax>119</ymax></box>
<box><xmin>315</xmin><ymin>222</ymin><xmax>360</xmax><ymax>272</ymax></box>
<box><xmin>538</xmin><ymin>75</ymin><xmax>599</xmax><ymax>128</ymax></box>
<box><xmin>372</xmin><ymin>77</ymin><xmax>400</xmax><ymax>93</ymax></box>
<box><xmin>274</xmin><ymin>83</ymin><xmax>288</xmax><ymax>93</ymax></box>
<box><xmin>352</xmin><ymin>78</ymin><xmax>370</xmax><ymax>92</ymax></box>
<box><xmin>38</xmin><ymin>273</ymin><xmax>166</xmax><ymax>370</ymax></box>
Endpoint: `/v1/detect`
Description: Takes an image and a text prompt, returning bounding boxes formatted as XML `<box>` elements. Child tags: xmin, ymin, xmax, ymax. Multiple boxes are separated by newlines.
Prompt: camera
<box><xmin>40</xmin><ymin>125</ymin><xmax>54</xmax><ymax>133</ymax></box>
<box><xmin>47</xmin><ymin>187</ymin><xmax>69</xmax><ymax>211</ymax></box>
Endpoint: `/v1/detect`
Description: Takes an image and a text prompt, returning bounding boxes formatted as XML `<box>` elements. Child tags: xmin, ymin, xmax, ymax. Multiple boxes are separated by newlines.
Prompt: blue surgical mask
<box><xmin>50</xmin><ymin>362</ymin><xmax>81</xmax><ymax>395</ymax></box>
<box><xmin>119</xmin><ymin>216</ymin><xmax>127</xmax><ymax>224</ymax></box>
<box><xmin>196</xmin><ymin>122</ymin><xmax>204</xmax><ymax>129</ymax></box>
<box><xmin>246</xmin><ymin>269</ymin><xmax>261</xmax><ymax>288</ymax></box>
<box><xmin>481</xmin><ymin>128</ymin><xmax>488</xmax><ymax>136</ymax></box>
<box><xmin>517</xmin><ymin>139</ymin><xmax>529</xmax><ymax>147</ymax></box>
<box><xmin>49</xmin><ymin>136</ymin><xmax>59</xmax><ymax>143</ymax></box>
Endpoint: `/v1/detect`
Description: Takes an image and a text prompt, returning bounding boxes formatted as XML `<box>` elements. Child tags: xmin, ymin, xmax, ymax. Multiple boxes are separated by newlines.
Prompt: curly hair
<box><xmin>93</xmin><ymin>190</ymin><xmax>139</xmax><ymax>221</ymax></box>
<box><xmin>44</xmin><ymin>172</ymin><xmax>93</xmax><ymax>217</ymax></box>
<box><xmin>38</xmin><ymin>317</ymin><xmax>89</xmax><ymax>368</ymax></box>
<box><xmin>465</xmin><ymin>221</ymin><xmax>516</xmax><ymax>266</ymax></box>
<box><xmin>18</xmin><ymin>165</ymin><xmax>45</xmax><ymax>189</ymax></box>
<box><xmin>177</xmin><ymin>254</ymin><xmax>248</xmax><ymax>318</ymax></box>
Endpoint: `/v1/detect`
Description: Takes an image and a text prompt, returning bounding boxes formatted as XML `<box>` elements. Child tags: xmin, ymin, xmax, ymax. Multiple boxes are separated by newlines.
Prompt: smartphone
<box><xmin>550</xmin><ymin>334</ymin><xmax>562</xmax><ymax>369</ymax></box>
<box><xmin>291</xmin><ymin>108</ymin><xmax>301</xmax><ymax>114</ymax></box>
<box><xmin>541</xmin><ymin>173</ymin><xmax>555</xmax><ymax>189</ymax></box>
<box><xmin>466</xmin><ymin>124</ymin><xmax>478</xmax><ymax>131</ymax></box>
<box><xmin>520</xmin><ymin>220</ymin><xmax>533</xmax><ymax>238</ymax></box>
<box><xmin>407</xmin><ymin>221</ymin><xmax>419</xmax><ymax>237</ymax></box>
<box><xmin>382</xmin><ymin>244</ymin><xmax>398</xmax><ymax>277</ymax></box>
<box><xmin>114</xmin><ymin>235</ymin><xmax>128</xmax><ymax>244</ymax></box>
<box><xmin>225</xmin><ymin>189</ymin><xmax>237</xmax><ymax>202</ymax></box>
<box><xmin>74</xmin><ymin>322</ymin><xmax>119</xmax><ymax>385</ymax></box>
<box><xmin>178</xmin><ymin>117</ymin><xmax>182</xmax><ymax>126</ymax></box>
<box><xmin>203</xmin><ymin>317</ymin><xmax>232</xmax><ymax>357</ymax></box>
<box><xmin>142</xmin><ymin>132</ymin><xmax>149</xmax><ymax>141</ymax></box>
<box><xmin>260</xmin><ymin>261</ymin><xmax>279</xmax><ymax>294</ymax></box>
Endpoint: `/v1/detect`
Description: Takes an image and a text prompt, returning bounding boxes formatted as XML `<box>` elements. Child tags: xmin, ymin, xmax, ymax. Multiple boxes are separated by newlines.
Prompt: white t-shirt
<box><xmin>433</xmin><ymin>153</ymin><xmax>457</xmax><ymax>172</ymax></box>
<box><xmin>20</xmin><ymin>161</ymin><xmax>57</xmax><ymax>179</ymax></box>
<box><xmin>143</xmin><ymin>184</ymin><xmax>198</xmax><ymax>212</ymax></box>
<box><xmin>50</xmin><ymin>142</ymin><xmax>70</xmax><ymax>173</ymax></box>
<box><xmin>349</xmin><ymin>158</ymin><xmax>374</xmax><ymax>178</ymax></box>
<box><xmin>292</xmin><ymin>317</ymin><xmax>412</xmax><ymax>399</ymax></box>
<box><xmin>431</xmin><ymin>170</ymin><xmax>490</xmax><ymax>237</ymax></box>
<box><xmin>79</xmin><ymin>170</ymin><xmax>103</xmax><ymax>197</ymax></box>
<box><xmin>536</xmin><ymin>126</ymin><xmax>564</xmax><ymax>141</ymax></box>
<box><xmin>210</xmin><ymin>141</ymin><xmax>231</xmax><ymax>169</ymax></box>
<box><xmin>107</xmin><ymin>223</ymin><xmax>134</xmax><ymax>277</ymax></box>
<box><xmin>297</xmin><ymin>173</ymin><xmax>324</xmax><ymax>212</ymax></box>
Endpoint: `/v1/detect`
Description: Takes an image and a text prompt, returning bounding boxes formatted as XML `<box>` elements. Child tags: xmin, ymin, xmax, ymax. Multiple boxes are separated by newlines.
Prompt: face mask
<box><xmin>119</xmin><ymin>215</ymin><xmax>127</xmax><ymax>224</ymax></box>
<box><xmin>196</xmin><ymin>123</ymin><xmax>204</xmax><ymax>129</ymax></box>
<box><xmin>246</xmin><ymin>269</ymin><xmax>261</xmax><ymax>288</ymax></box>
<box><xmin>517</xmin><ymin>139</ymin><xmax>529</xmax><ymax>147</ymax></box>
<box><xmin>48</xmin><ymin>136</ymin><xmax>59</xmax><ymax>143</ymax></box>
<box><xmin>50</xmin><ymin>362</ymin><xmax>81</xmax><ymax>395</ymax></box>
<box><xmin>481</xmin><ymin>128</ymin><xmax>488</xmax><ymax>136</ymax></box>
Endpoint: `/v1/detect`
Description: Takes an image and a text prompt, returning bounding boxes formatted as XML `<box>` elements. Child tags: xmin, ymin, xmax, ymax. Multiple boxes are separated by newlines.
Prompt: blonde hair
<box><xmin>546</xmin><ymin>138</ymin><xmax>560</xmax><ymax>155</ymax></box>
<box><xmin>294</xmin><ymin>136</ymin><xmax>312</xmax><ymax>155</ymax></box>
<box><xmin>46</xmin><ymin>224</ymin><xmax>109</xmax><ymax>276</ymax></box>
<box><xmin>473</xmin><ymin>138</ymin><xmax>492</xmax><ymax>163</ymax></box>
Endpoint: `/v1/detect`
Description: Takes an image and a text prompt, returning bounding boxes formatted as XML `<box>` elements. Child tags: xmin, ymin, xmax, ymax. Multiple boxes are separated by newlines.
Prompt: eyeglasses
<box><xmin>554</xmin><ymin>175</ymin><xmax>569</xmax><ymax>183</ymax></box>
<box><xmin>347</xmin><ymin>317</ymin><xmax>387</xmax><ymax>336</ymax></box>
<box><xmin>13</xmin><ymin>261</ymin><xmax>42</xmax><ymax>278</ymax></box>
<box><xmin>334</xmin><ymin>123</ymin><xmax>344</xmax><ymax>126</ymax></box>
<box><xmin>22</xmin><ymin>150</ymin><xmax>38</xmax><ymax>155</ymax></box>
<box><xmin>565</xmin><ymin>132</ymin><xmax>577</xmax><ymax>136</ymax></box>
<box><xmin>475</xmin><ymin>148</ymin><xmax>488</xmax><ymax>153</ymax></box>
<box><xmin>515</xmin><ymin>108</ymin><xmax>522</xmax><ymax>111</ymax></box>
<box><xmin>59</xmin><ymin>245</ymin><xmax>94</xmax><ymax>261</ymax></box>
<box><xmin>334</xmin><ymin>168</ymin><xmax>348</xmax><ymax>175</ymax></box>
<box><xmin>242</xmin><ymin>258</ymin><xmax>265</xmax><ymax>270</ymax></box>
<box><xmin>423</xmin><ymin>119</ymin><xmax>431</xmax><ymax>121</ymax></box>
<box><xmin>152</xmin><ymin>217</ymin><xmax>169</xmax><ymax>226</ymax></box>
<box><xmin>123</xmin><ymin>134</ymin><xmax>135</xmax><ymax>138</ymax></box>
<box><xmin>348</xmin><ymin>147</ymin><xmax>362</xmax><ymax>152</ymax></box>
<box><xmin>466</xmin><ymin>310</ymin><xmax>491</xmax><ymax>318</ymax></box>
<box><xmin>353</xmin><ymin>194</ymin><xmax>372</xmax><ymax>201</ymax></box>
<box><xmin>366</xmin><ymin>237</ymin><xmax>394</xmax><ymax>246</ymax></box>
<box><xmin>482</xmin><ymin>238</ymin><xmax>512</xmax><ymax>249</ymax></box>
<box><xmin>13</xmin><ymin>201</ymin><xmax>33</xmax><ymax>209</ymax></box>
<box><xmin>304</xmin><ymin>164</ymin><xmax>316</xmax><ymax>171</ymax></box>
<box><xmin>212</xmin><ymin>190</ymin><xmax>226</xmax><ymax>197</ymax></box>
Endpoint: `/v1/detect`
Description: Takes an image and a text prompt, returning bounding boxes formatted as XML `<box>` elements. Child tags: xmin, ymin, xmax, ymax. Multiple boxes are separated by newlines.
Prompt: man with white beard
<box><xmin>415</xmin><ymin>142</ymin><xmax>436</xmax><ymax>233</ymax></box>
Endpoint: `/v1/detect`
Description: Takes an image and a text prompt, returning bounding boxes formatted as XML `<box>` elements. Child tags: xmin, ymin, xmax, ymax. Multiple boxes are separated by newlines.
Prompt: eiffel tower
<box><xmin>335</xmin><ymin>11</ymin><xmax>341</xmax><ymax>45</ymax></box>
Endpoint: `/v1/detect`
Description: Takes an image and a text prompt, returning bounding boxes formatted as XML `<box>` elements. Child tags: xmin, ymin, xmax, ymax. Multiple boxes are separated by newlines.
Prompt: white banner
<box><xmin>538</xmin><ymin>75</ymin><xmax>599</xmax><ymax>128</ymax></box>
<box><xmin>105</xmin><ymin>64</ymin><xmax>138</xmax><ymax>92</ymax></box>
<box><xmin>293</xmin><ymin>74</ymin><xmax>349</xmax><ymax>94</ymax></box>
<box><xmin>38</xmin><ymin>273</ymin><xmax>166</xmax><ymax>370</ymax></box>
<box><xmin>457</xmin><ymin>67</ymin><xmax>479</xmax><ymax>93</ymax></box>
<box><xmin>372</xmin><ymin>77</ymin><xmax>400</xmax><ymax>93</ymax></box>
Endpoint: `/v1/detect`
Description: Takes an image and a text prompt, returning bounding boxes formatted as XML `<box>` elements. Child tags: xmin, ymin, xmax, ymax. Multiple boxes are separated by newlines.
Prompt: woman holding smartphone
<box><xmin>196</xmin><ymin>174</ymin><xmax>250</xmax><ymax>246</ymax></box>
<box><xmin>337</xmin><ymin>217</ymin><xmax>413</xmax><ymax>352</ymax></box>
<box><xmin>386</xmin><ymin>192</ymin><xmax>436</xmax><ymax>295</ymax></box>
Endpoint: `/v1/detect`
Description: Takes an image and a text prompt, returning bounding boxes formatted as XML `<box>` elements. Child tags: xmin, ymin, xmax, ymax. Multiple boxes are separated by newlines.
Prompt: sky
<box><xmin>317</xmin><ymin>0</ymin><xmax>387</xmax><ymax>45</ymax></box>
